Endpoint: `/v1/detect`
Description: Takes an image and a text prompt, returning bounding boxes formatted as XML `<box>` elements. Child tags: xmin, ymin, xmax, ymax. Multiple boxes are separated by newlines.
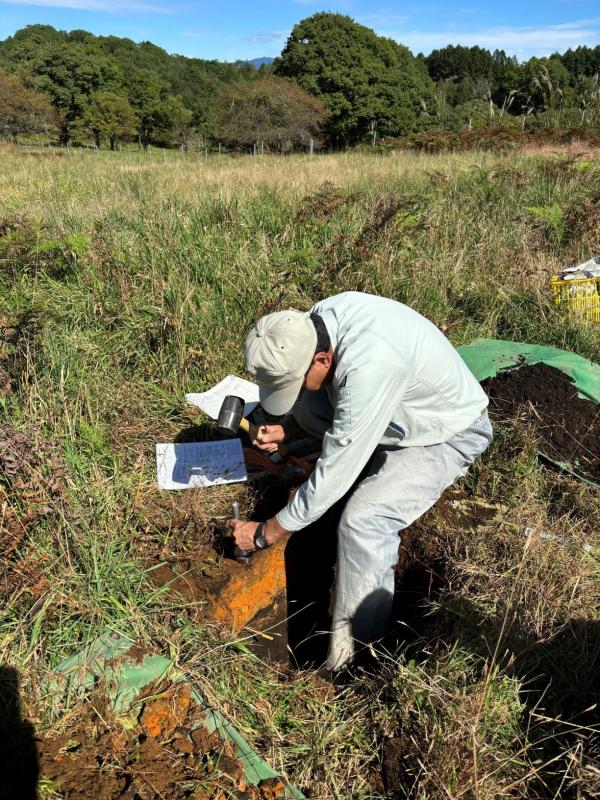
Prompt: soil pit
<box><xmin>147</xmin><ymin>502</ymin><xmax>336</xmax><ymax>668</ymax></box>
<box><xmin>37</xmin><ymin>682</ymin><xmax>287</xmax><ymax>800</ymax></box>
<box><xmin>146</xmin><ymin>479</ymin><xmax>494</xmax><ymax>670</ymax></box>
<box><xmin>144</xmin><ymin>483</ymin><xmax>292</xmax><ymax>637</ymax></box>
<box><xmin>482</xmin><ymin>363</ymin><xmax>600</xmax><ymax>482</ymax></box>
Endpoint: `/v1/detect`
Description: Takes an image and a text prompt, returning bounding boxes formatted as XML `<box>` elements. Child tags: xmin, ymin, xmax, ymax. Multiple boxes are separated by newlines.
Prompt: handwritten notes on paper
<box><xmin>157</xmin><ymin>375</ymin><xmax>259</xmax><ymax>490</ymax></box>
<box><xmin>156</xmin><ymin>439</ymin><xmax>247</xmax><ymax>491</ymax></box>
<box><xmin>186</xmin><ymin>375</ymin><xmax>259</xmax><ymax>421</ymax></box>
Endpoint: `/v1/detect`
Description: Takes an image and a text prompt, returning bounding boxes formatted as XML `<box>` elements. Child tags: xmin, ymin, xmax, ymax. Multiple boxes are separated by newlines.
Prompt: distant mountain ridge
<box><xmin>249</xmin><ymin>57</ymin><xmax>274</xmax><ymax>68</ymax></box>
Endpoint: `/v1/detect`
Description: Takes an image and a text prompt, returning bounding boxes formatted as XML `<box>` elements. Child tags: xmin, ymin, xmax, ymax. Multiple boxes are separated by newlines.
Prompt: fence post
<box><xmin>309</xmin><ymin>138</ymin><xmax>314</xmax><ymax>156</ymax></box>
<box><xmin>218</xmin><ymin>142</ymin><xmax>221</xmax><ymax>155</ymax></box>
<box><xmin>253</xmin><ymin>142</ymin><xmax>257</xmax><ymax>157</ymax></box>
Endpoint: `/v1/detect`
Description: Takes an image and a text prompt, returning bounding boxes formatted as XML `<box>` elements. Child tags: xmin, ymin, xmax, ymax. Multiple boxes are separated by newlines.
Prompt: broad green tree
<box><xmin>77</xmin><ymin>91</ymin><xmax>137</xmax><ymax>149</ymax></box>
<box><xmin>1</xmin><ymin>26</ymin><xmax>122</xmax><ymax>143</ymax></box>
<box><xmin>491</xmin><ymin>50</ymin><xmax>522</xmax><ymax>110</ymax></box>
<box><xmin>275</xmin><ymin>13</ymin><xmax>434</xmax><ymax>144</ymax></box>
<box><xmin>0</xmin><ymin>68</ymin><xmax>58</xmax><ymax>141</ymax></box>
<box><xmin>426</xmin><ymin>45</ymin><xmax>495</xmax><ymax>83</ymax></box>
<box><xmin>125</xmin><ymin>67</ymin><xmax>176</xmax><ymax>147</ymax></box>
<box><xmin>211</xmin><ymin>76</ymin><xmax>327</xmax><ymax>152</ymax></box>
<box><xmin>560</xmin><ymin>46</ymin><xmax>600</xmax><ymax>81</ymax></box>
<box><xmin>163</xmin><ymin>96</ymin><xmax>193</xmax><ymax>147</ymax></box>
<box><xmin>519</xmin><ymin>57</ymin><xmax>573</xmax><ymax>122</ymax></box>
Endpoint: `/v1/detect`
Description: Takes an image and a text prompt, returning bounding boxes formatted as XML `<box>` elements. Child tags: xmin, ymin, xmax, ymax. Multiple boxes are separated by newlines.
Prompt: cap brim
<box><xmin>259</xmin><ymin>376</ymin><xmax>304</xmax><ymax>416</ymax></box>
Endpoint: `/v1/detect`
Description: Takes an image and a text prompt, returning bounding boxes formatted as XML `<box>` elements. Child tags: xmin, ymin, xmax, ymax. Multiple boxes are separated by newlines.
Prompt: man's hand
<box><xmin>252</xmin><ymin>424</ymin><xmax>286</xmax><ymax>453</ymax></box>
<box><xmin>228</xmin><ymin>519</ymin><xmax>259</xmax><ymax>551</ymax></box>
<box><xmin>228</xmin><ymin>516</ymin><xmax>289</xmax><ymax>551</ymax></box>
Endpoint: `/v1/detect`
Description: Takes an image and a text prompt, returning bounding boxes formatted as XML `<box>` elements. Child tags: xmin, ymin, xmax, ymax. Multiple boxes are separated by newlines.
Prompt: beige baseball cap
<box><xmin>244</xmin><ymin>310</ymin><xmax>317</xmax><ymax>416</ymax></box>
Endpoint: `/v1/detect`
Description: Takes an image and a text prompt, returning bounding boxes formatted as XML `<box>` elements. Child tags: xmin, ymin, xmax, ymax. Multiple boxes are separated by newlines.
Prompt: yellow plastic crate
<box><xmin>550</xmin><ymin>274</ymin><xmax>600</xmax><ymax>322</ymax></box>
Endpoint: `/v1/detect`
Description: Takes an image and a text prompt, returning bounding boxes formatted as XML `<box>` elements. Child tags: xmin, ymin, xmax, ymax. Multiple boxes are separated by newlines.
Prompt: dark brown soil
<box><xmin>244</xmin><ymin>594</ymin><xmax>290</xmax><ymax>665</ymax></box>
<box><xmin>37</xmin><ymin>683</ymin><xmax>287</xmax><ymax>800</ymax></box>
<box><xmin>148</xmin><ymin>557</ymin><xmax>236</xmax><ymax>610</ymax></box>
<box><xmin>381</xmin><ymin>737</ymin><xmax>407</xmax><ymax>798</ymax></box>
<box><xmin>135</xmin><ymin>485</ymin><xmax>253</xmax><ymax>618</ymax></box>
<box><xmin>482</xmin><ymin>363</ymin><xmax>600</xmax><ymax>482</ymax></box>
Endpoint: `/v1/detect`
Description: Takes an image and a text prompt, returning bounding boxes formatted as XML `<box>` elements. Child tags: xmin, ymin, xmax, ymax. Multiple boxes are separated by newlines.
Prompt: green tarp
<box><xmin>458</xmin><ymin>338</ymin><xmax>600</xmax><ymax>403</ymax></box>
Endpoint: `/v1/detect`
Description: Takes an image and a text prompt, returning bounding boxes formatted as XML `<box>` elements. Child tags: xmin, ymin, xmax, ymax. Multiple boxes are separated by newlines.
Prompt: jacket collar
<box><xmin>319</xmin><ymin>308</ymin><xmax>338</xmax><ymax>352</ymax></box>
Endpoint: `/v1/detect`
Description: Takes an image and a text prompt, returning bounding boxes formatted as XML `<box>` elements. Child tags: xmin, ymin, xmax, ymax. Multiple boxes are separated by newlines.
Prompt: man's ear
<box><xmin>313</xmin><ymin>351</ymin><xmax>331</xmax><ymax>367</ymax></box>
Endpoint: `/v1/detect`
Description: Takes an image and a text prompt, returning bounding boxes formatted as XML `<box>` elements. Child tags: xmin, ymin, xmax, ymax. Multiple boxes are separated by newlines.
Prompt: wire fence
<box><xmin>5</xmin><ymin>137</ymin><xmax>322</xmax><ymax>161</ymax></box>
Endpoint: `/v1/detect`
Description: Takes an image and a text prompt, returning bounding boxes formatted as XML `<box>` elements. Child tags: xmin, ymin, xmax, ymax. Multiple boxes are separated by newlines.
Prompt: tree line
<box><xmin>0</xmin><ymin>14</ymin><xmax>599</xmax><ymax>151</ymax></box>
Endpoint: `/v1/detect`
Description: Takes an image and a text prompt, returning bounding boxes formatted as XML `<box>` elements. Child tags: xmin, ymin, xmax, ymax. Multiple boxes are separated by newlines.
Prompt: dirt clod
<box><xmin>139</xmin><ymin>683</ymin><xmax>192</xmax><ymax>738</ymax></box>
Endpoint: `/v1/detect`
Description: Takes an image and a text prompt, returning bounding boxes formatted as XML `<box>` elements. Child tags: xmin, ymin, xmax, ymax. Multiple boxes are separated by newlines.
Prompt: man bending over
<box><xmin>230</xmin><ymin>291</ymin><xmax>492</xmax><ymax>672</ymax></box>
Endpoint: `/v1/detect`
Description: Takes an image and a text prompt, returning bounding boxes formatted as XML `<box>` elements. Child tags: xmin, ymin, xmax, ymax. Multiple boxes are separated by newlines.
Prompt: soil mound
<box><xmin>482</xmin><ymin>363</ymin><xmax>600</xmax><ymax>481</ymax></box>
<box><xmin>38</xmin><ymin>683</ymin><xmax>286</xmax><ymax>799</ymax></box>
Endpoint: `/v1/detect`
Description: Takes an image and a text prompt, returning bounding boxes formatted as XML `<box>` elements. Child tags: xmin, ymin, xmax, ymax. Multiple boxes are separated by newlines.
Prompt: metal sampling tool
<box><xmin>231</xmin><ymin>499</ymin><xmax>252</xmax><ymax>565</ymax></box>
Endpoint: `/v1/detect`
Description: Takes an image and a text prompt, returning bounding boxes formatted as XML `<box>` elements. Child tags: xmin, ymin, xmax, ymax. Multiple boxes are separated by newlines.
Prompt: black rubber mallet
<box><xmin>216</xmin><ymin>394</ymin><xmax>288</xmax><ymax>453</ymax></box>
<box><xmin>216</xmin><ymin>395</ymin><xmax>260</xmax><ymax>440</ymax></box>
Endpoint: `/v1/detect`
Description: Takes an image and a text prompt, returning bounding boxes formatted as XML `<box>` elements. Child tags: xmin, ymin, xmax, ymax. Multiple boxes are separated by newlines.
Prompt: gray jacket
<box><xmin>276</xmin><ymin>292</ymin><xmax>488</xmax><ymax>532</ymax></box>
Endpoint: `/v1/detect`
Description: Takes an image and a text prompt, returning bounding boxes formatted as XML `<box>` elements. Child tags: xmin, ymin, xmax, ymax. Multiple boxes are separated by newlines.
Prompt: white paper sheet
<box><xmin>186</xmin><ymin>375</ymin><xmax>259</xmax><ymax>421</ymax></box>
<box><xmin>156</xmin><ymin>439</ymin><xmax>247</xmax><ymax>490</ymax></box>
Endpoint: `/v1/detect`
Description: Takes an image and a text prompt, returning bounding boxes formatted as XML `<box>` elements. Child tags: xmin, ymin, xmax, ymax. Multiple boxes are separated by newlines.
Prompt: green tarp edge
<box><xmin>50</xmin><ymin>630</ymin><xmax>305</xmax><ymax>800</ymax></box>
<box><xmin>458</xmin><ymin>338</ymin><xmax>600</xmax><ymax>402</ymax></box>
<box><xmin>458</xmin><ymin>338</ymin><xmax>600</xmax><ymax>485</ymax></box>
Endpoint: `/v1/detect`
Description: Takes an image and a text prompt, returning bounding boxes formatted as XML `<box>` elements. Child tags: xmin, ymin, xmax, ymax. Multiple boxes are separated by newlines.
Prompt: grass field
<box><xmin>1</xmin><ymin>144</ymin><xmax>600</xmax><ymax>799</ymax></box>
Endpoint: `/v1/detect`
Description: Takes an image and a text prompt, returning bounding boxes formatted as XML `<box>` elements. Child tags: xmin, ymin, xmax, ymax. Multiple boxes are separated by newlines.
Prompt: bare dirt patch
<box><xmin>38</xmin><ymin>682</ymin><xmax>287</xmax><ymax>799</ymax></box>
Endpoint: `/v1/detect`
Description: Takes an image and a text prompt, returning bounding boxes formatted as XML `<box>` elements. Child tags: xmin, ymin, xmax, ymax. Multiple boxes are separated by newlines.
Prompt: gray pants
<box><xmin>292</xmin><ymin>390</ymin><xmax>493</xmax><ymax>671</ymax></box>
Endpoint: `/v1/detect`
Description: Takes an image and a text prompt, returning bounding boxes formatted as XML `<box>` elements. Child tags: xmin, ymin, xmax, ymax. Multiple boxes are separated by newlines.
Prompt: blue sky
<box><xmin>0</xmin><ymin>0</ymin><xmax>598</xmax><ymax>62</ymax></box>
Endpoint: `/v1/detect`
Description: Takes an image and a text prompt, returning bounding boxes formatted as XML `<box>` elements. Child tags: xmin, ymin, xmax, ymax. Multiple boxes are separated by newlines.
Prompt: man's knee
<box><xmin>338</xmin><ymin>496</ymin><xmax>403</xmax><ymax>570</ymax></box>
<box><xmin>338</xmin><ymin>496</ymin><xmax>370</xmax><ymax>540</ymax></box>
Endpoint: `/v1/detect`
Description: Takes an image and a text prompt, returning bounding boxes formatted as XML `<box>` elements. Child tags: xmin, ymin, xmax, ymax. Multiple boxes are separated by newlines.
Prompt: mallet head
<box><xmin>217</xmin><ymin>395</ymin><xmax>245</xmax><ymax>436</ymax></box>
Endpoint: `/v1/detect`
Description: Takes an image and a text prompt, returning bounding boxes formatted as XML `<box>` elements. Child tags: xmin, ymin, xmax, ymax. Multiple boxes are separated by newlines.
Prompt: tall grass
<box><xmin>1</xmin><ymin>145</ymin><xmax>599</xmax><ymax>798</ymax></box>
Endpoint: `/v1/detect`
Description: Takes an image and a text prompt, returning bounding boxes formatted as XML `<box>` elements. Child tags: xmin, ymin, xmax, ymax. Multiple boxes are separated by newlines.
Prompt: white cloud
<box><xmin>383</xmin><ymin>19</ymin><xmax>600</xmax><ymax>57</ymax></box>
<box><xmin>0</xmin><ymin>0</ymin><xmax>170</xmax><ymax>12</ymax></box>
<box><xmin>356</xmin><ymin>12</ymin><xmax>410</xmax><ymax>28</ymax></box>
<box><xmin>182</xmin><ymin>27</ymin><xmax>208</xmax><ymax>38</ymax></box>
<box><xmin>244</xmin><ymin>30</ymin><xmax>288</xmax><ymax>44</ymax></box>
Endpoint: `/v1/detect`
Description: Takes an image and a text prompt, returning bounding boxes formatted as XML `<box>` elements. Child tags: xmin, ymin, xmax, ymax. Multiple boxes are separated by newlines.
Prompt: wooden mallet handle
<box><xmin>239</xmin><ymin>417</ymin><xmax>287</xmax><ymax>455</ymax></box>
<box><xmin>238</xmin><ymin>416</ymin><xmax>259</xmax><ymax>440</ymax></box>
